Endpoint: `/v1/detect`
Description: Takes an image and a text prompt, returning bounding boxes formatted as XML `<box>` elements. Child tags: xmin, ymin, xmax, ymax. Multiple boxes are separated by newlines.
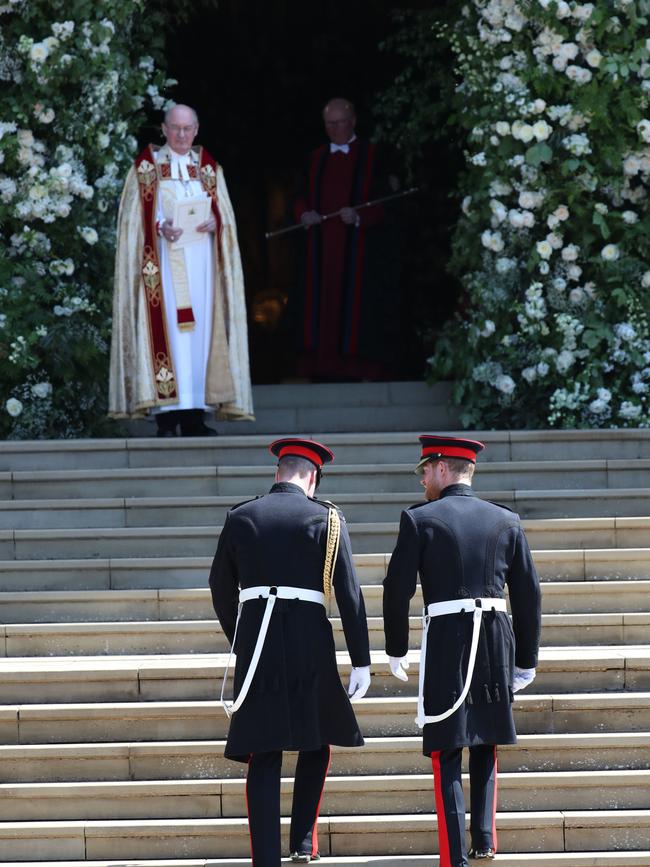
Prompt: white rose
<box><xmin>532</xmin><ymin>99</ymin><xmax>546</xmax><ymax>114</ymax></box>
<box><xmin>536</xmin><ymin>240</ymin><xmax>553</xmax><ymax>259</ymax></box>
<box><xmin>556</xmin><ymin>350</ymin><xmax>575</xmax><ymax>372</ymax></box>
<box><xmin>561</xmin><ymin>244</ymin><xmax>580</xmax><ymax>262</ymax></box>
<box><xmin>546</xmin><ymin>232</ymin><xmax>563</xmax><ymax>249</ymax></box>
<box><xmin>496</xmin><ymin>257</ymin><xmax>516</xmax><ymax>273</ymax></box>
<box><xmin>569</xmin><ymin>288</ymin><xmax>585</xmax><ymax>304</ymax></box>
<box><xmin>636</xmin><ymin>120</ymin><xmax>650</xmax><ymax>143</ymax></box>
<box><xmin>517</xmin><ymin>124</ymin><xmax>534</xmax><ymax>143</ymax></box>
<box><xmin>521</xmin><ymin>210</ymin><xmax>535</xmax><ymax>228</ymax></box>
<box><xmin>6</xmin><ymin>398</ymin><xmax>23</xmax><ymax>417</ymax></box>
<box><xmin>495</xmin><ymin>121</ymin><xmax>510</xmax><ymax>136</ymax></box>
<box><xmin>622</xmin><ymin>210</ymin><xmax>639</xmax><ymax>224</ymax></box>
<box><xmin>509</xmin><ymin>210</ymin><xmax>525</xmax><ymax>228</ymax></box>
<box><xmin>461</xmin><ymin>196</ymin><xmax>472</xmax><ymax>216</ymax></box>
<box><xmin>556</xmin><ymin>0</ymin><xmax>571</xmax><ymax>17</ymax></box>
<box><xmin>594</xmin><ymin>202</ymin><xmax>608</xmax><ymax>215</ymax></box>
<box><xmin>537</xmin><ymin>361</ymin><xmax>550</xmax><ymax>376</ymax></box>
<box><xmin>480</xmin><ymin>320</ymin><xmax>496</xmax><ymax>337</ymax></box>
<box><xmin>79</xmin><ymin>226</ymin><xmax>98</xmax><ymax>244</ymax></box>
<box><xmin>489</xmin><ymin>232</ymin><xmax>505</xmax><ymax>252</ymax></box>
<box><xmin>601</xmin><ymin>244</ymin><xmax>620</xmax><ymax>261</ymax></box>
<box><xmin>547</xmin><ymin>214</ymin><xmax>560</xmax><ymax>229</ymax></box>
<box><xmin>490</xmin><ymin>199</ymin><xmax>507</xmax><ymax>223</ymax></box>
<box><xmin>623</xmin><ymin>154</ymin><xmax>642</xmax><ymax>176</ymax></box>
<box><xmin>30</xmin><ymin>42</ymin><xmax>49</xmax><ymax>63</ymax></box>
<box><xmin>539</xmin><ymin>261</ymin><xmax>550</xmax><ymax>275</ymax></box>
<box><xmin>522</xmin><ymin>366</ymin><xmax>537</xmax><ymax>383</ymax></box>
<box><xmin>31</xmin><ymin>381</ymin><xmax>52</xmax><ymax>398</ymax></box>
<box><xmin>585</xmin><ymin>49</ymin><xmax>603</xmax><ymax>68</ymax></box>
<box><xmin>554</xmin><ymin>204</ymin><xmax>570</xmax><ymax>221</ymax></box>
<box><xmin>495</xmin><ymin>374</ymin><xmax>516</xmax><ymax>395</ymax></box>
<box><xmin>532</xmin><ymin>119</ymin><xmax>552</xmax><ymax>141</ymax></box>
<box><xmin>568</xmin><ymin>265</ymin><xmax>582</xmax><ymax>281</ymax></box>
<box><xmin>641</xmin><ymin>271</ymin><xmax>650</xmax><ymax>288</ymax></box>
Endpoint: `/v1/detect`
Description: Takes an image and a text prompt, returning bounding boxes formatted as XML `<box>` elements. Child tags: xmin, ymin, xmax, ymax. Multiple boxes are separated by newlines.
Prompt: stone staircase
<box><xmin>0</xmin><ymin>429</ymin><xmax>650</xmax><ymax>865</ymax></box>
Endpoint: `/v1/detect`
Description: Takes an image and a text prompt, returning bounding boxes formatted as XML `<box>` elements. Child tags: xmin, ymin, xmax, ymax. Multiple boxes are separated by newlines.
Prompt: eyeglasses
<box><xmin>167</xmin><ymin>125</ymin><xmax>197</xmax><ymax>134</ymax></box>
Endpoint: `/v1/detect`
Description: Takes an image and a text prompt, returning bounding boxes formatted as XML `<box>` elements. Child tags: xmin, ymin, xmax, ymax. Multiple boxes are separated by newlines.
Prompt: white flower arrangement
<box><xmin>0</xmin><ymin>3</ymin><xmax>170</xmax><ymax>438</ymax></box>
<box><xmin>426</xmin><ymin>0</ymin><xmax>650</xmax><ymax>429</ymax></box>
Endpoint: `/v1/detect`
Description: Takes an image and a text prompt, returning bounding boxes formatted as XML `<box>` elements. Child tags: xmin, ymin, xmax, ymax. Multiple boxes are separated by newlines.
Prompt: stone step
<box><xmin>0</xmin><ymin>811</ymin><xmax>648</xmax><ymax>860</ymax></box>
<box><xmin>3</xmin><ymin>693</ymin><xmax>648</xmax><ymax>746</ymax></box>
<box><xmin>4</xmin><ymin>856</ymin><xmax>650</xmax><ymax>867</ymax></box>
<box><xmin>0</xmin><ymin>769</ymin><xmax>648</xmax><ymax>822</ymax></box>
<box><xmin>3</xmin><ymin>517</ymin><xmax>650</xmax><ymax>559</ymax></box>
<box><xmin>4</xmin><ymin>427</ymin><xmax>650</xmax><ymax>473</ymax></box>
<box><xmin>3</xmin><ymin>579</ymin><xmax>649</xmax><ymax>625</ymax></box>
<box><xmin>1</xmin><ymin>549</ymin><xmax>649</xmax><ymax>592</ymax></box>
<box><xmin>7</xmin><ymin>486</ymin><xmax>650</xmax><ymax>532</ymax></box>
<box><xmin>1</xmin><ymin>732</ymin><xmax>648</xmax><ymax>783</ymax></box>
<box><xmin>5</xmin><ymin>857</ymin><xmax>650</xmax><ymax>867</ymax></box>
<box><xmin>4</xmin><ymin>462</ymin><xmax>650</xmax><ymax>502</ymax></box>
<box><xmin>2</xmin><ymin>612</ymin><xmax>648</xmax><ymax>657</ymax></box>
<box><xmin>0</xmin><ymin>647</ymin><xmax>648</xmax><ymax>704</ymax></box>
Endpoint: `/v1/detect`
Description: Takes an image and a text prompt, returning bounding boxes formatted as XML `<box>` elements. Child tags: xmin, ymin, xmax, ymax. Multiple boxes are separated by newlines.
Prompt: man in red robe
<box><xmin>293</xmin><ymin>98</ymin><xmax>392</xmax><ymax>381</ymax></box>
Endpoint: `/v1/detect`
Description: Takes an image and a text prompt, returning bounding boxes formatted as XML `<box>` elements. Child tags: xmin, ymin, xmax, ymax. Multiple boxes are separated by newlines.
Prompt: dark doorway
<box><xmin>156</xmin><ymin>0</ymin><xmax>459</xmax><ymax>383</ymax></box>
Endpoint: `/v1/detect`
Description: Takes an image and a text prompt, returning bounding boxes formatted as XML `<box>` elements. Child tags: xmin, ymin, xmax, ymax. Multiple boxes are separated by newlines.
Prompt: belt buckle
<box><xmin>474</xmin><ymin>598</ymin><xmax>483</xmax><ymax>609</ymax></box>
<box><xmin>269</xmin><ymin>586</ymin><xmax>278</xmax><ymax>597</ymax></box>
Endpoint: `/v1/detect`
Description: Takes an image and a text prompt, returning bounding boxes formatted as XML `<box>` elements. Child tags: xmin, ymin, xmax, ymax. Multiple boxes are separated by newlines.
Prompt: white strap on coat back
<box><xmin>221</xmin><ymin>585</ymin><xmax>326</xmax><ymax>718</ymax></box>
<box><xmin>415</xmin><ymin>597</ymin><xmax>507</xmax><ymax>729</ymax></box>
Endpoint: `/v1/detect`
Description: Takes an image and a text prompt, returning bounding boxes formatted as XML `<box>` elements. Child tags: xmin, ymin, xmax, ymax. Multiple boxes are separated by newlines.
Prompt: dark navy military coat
<box><xmin>383</xmin><ymin>484</ymin><xmax>541</xmax><ymax>755</ymax></box>
<box><xmin>210</xmin><ymin>482</ymin><xmax>371</xmax><ymax>762</ymax></box>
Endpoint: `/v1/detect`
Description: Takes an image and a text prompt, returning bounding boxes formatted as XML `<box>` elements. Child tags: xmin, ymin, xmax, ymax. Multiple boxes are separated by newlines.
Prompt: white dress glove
<box><xmin>512</xmin><ymin>666</ymin><xmax>536</xmax><ymax>693</ymax></box>
<box><xmin>348</xmin><ymin>665</ymin><xmax>371</xmax><ymax>701</ymax></box>
<box><xmin>388</xmin><ymin>655</ymin><xmax>410</xmax><ymax>682</ymax></box>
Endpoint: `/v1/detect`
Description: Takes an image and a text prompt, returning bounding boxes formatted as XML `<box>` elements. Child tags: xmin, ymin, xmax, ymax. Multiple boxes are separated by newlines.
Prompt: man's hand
<box><xmin>300</xmin><ymin>210</ymin><xmax>322</xmax><ymax>227</ymax></box>
<box><xmin>197</xmin><ymin>215</ymin><xmax>217</xmax><ymax>233</ymax></box>
<box><xmin>388</xmin><ymin>655</ymin><xmax>409</xmax><ymax>682</ymax></box>
<box><xmin>339</xmin><ymin>206</ymin><xmax>358</xmax><ymax>225</ymax></box>
<box><xmin>347</xmin><ymin>665</ymin><xmax>371</xmax><ymax>701</ymax></box>
<box><xmin>161</xmin><ymin>220</ymin><xmax>183</xmax><ymax>243</ymax></box>
<box><xmin>512</xmin><ymin>666</ymin><xmax>536</xmax><ymax>693</ymax></box>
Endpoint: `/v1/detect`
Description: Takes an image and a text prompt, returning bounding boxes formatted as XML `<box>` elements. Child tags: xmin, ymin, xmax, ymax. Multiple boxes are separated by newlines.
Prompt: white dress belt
<box><xmin>416</xmin><ymin>596</ymin><xmax>508</xmax><ymax>729</ymax></box>
<box><xmin>221</xmin><ymin>585</ymin><xmax>327</xmax><ymax>718</ymax></box>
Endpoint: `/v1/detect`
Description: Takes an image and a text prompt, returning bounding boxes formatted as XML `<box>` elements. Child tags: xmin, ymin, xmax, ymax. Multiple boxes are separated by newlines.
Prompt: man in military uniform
<box><xmin>210</xmin><ymin>438</ymin><xmax>371</xmax><ymax>866</ymax></box>
<box><xmin>383</xmin><ymin>435</ymin><xmax>541</xmax><ymax>865</ymax></box>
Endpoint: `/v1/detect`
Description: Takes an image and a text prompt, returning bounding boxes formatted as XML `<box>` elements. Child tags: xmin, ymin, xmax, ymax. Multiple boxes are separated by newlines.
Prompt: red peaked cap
<box><xmin>415</xmin><ymin>434</ymin><xmax>485</xmax><ymax>473</ymax></box>
<box><xmin>269</xmin><ymin>437</ymin><xmax>335</xmax><ymax>469</ymax></box>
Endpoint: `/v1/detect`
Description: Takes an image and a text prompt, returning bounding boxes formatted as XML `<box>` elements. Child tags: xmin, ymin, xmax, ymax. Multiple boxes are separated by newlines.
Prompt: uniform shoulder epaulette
<box><xmin>310</xmin><ymin>496</ymin><xmax>343</xmax><ymax>514</ymax></box>
<box><xmin>229</xmin><ymin>495</ymin><xmax>262</xmax><ymax>511</ymax></box>
<box><xmin>407</xmin><ymin>501</ymin><xmax>429</xmax><ymax>511</ymax></box>
<box><xmin>486</xmin><ymin>499</ymin><xmax>518</xmax><ymax>515</ymax></box>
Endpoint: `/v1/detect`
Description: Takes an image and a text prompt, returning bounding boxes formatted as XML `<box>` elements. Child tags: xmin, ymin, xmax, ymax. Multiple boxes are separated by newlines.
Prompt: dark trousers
<box><xmin>246</xmin><ymin>745</ymin><xmax>331</xmax><ymax>866</ymax></box>
<box><xmin>431</xmin><ymin>745</ymin><xmax>498</xmax><ymax>867</ymax></box>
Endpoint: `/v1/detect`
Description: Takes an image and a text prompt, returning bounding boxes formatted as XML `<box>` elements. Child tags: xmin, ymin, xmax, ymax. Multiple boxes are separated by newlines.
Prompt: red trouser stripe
<box><xmin>431</xmin><ymin>751</ymin><xmax>451</xmax><ymax>867</ymax></box>
<box><xmin>245</xmin><ymin>754</ymin><xmax>254</xmax><ymax>861</ymax></box>
<box><xmin>310</xmin><ymin>744</ymin><xmax>331</xmax><ymax>856</ymax></box>
<box><xmin>492</xmin><ymin>746</ymin><xmax>498</xmax><ymax>853</ymax></box>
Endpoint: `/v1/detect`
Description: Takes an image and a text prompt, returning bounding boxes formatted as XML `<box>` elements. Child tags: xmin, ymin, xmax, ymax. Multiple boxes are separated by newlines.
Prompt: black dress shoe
<box><xmin>469</xmin><ymin>847</ymin><xmax>495</xmax><ymax>859</ymax></box>
<box><xmin>178</xmin><ymin>409</ymin><xmax>218</xmax><ymax>437</ymax></box>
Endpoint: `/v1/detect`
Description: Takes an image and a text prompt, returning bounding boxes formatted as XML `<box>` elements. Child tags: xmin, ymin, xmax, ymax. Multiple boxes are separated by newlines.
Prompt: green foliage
<box><xmin>0</xmin><ymin>0</ymin><xmax>171</xmax><ymax>438</ymax></box>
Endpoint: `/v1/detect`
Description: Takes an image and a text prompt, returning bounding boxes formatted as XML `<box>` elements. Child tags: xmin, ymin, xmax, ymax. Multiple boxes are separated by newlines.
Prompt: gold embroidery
<box><xmin>142</xmin><ymin>259</ymin><xmax>161</xmax><ymax>306</ymax></box>
<box><xmin>137</xmin><ymin>159</ymin><xmax>156</xmax><ymax>189</ymax></box>
<box><xmin>155</xmin><ymin>362</ymin><xmax>176</xmax><ymax>397</ymax></box>
<box><xmin>200</xmin><ymin>163</ymin><xmax>217</xmax><ymax>193</ymax></box>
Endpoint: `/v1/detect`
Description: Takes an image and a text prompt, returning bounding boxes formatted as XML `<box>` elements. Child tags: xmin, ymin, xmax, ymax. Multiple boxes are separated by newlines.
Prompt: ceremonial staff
<box><xmin>265</xmin><ymin>186</ymin><xmax>419</xmax><ymax>239</ymax></box>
